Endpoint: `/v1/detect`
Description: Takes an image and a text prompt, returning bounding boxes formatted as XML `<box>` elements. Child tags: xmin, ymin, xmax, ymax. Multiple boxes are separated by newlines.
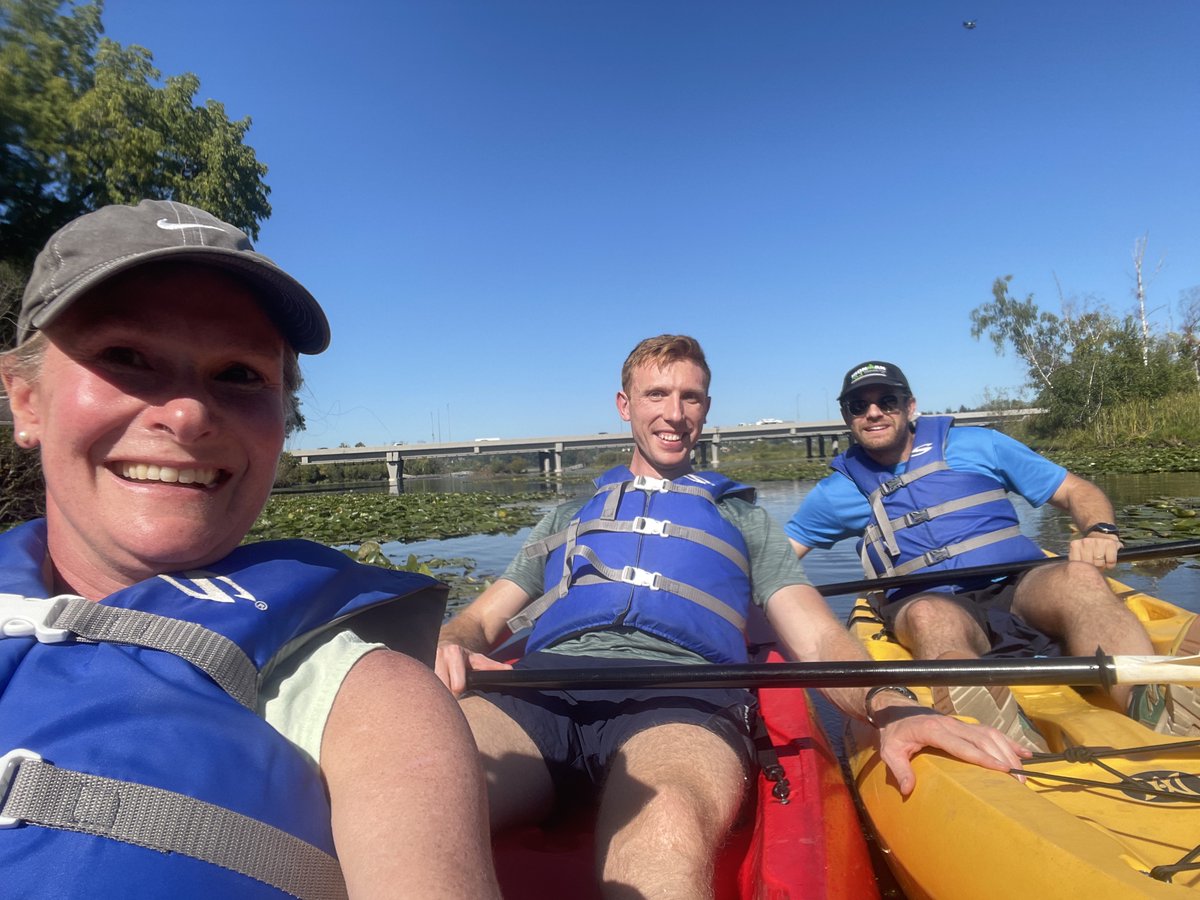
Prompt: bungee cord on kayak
<box><xmin>1016</xmin><ymin>738</ymin><xmax>1200</xmax><ymax>801</ymax></box>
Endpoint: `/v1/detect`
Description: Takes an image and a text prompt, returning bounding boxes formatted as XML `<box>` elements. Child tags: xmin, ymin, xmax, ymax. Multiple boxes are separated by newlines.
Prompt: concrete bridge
<box><xmin>291</xmin><ymin>410</ymin><xmax>1038</xmax><ymax>490</ymax></box>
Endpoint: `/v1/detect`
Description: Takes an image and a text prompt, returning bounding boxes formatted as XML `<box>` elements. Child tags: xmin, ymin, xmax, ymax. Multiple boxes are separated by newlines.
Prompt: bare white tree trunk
<box><xmin>1132</xmin><ymin>234</ymin><xmax>1165</xmax><ymax>367</ymax></box>
<box><xmin>1134</xmin><ymin>235</ymin><xmax>1150</xmax><ymax>366</ymax></box>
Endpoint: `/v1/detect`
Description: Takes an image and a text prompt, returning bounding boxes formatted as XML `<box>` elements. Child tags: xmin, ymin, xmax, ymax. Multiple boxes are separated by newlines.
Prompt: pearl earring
<box><xmin>16</xmin><ymin>431</ymin><xmax>28</xmax><ymax>444</ymax></box>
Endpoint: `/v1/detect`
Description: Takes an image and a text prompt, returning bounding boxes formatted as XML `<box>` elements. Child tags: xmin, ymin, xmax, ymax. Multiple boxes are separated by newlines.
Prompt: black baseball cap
<box><xmin>837</xmin><ymin>361</ymin><xmax>911</xmax><ymax>401</ymax></box>
<box><xmin>19</xmin><ymin>199</ymin><xmax>330</xmax><ymax>354</ymax></box>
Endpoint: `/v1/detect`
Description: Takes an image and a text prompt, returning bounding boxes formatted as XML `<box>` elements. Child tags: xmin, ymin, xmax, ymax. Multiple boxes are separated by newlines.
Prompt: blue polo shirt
<box><xmin>785</xmin><ymin>425</ymin><xmax>1068</xmax><ymax>549</ymax></box>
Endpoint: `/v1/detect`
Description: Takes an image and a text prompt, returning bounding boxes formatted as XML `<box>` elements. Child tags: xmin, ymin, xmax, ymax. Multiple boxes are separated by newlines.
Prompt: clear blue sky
<box><xmin>99</xmin><ymin>1</ymin><xmax>1200</xmax><ymax>449</ymax></box>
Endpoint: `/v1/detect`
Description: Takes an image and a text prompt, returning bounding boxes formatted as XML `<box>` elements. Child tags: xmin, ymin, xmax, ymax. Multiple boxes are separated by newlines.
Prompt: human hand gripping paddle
<box><xmin>466</xmin><ymin>538</ymin><xmax>1200</xmax><ymax>693</ymax></box>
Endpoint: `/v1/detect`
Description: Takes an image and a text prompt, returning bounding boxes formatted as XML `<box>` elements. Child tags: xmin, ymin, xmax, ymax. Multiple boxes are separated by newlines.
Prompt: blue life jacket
<box><xmin>830</xmin><ymin>416</ymin><xmax>1043</xmax><ymax>597</ymax></box>
<box><xmin>0</xmin><ymin>519</ymin><xmax>446</xmax><ymax>900</ymax></box>
<box><xmin>510</xmin><ymin>467</ymin><xmax>755</xmax><ymax>664</ymax></box>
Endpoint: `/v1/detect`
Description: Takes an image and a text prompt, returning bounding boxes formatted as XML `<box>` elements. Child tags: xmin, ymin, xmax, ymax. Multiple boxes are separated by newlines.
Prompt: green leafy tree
<box><xmin>1177</xmin><ymin>286</ymin><xmax>1200</xmax><ymax>387</ymax></box>
<box><xmin>972</xmin><ymin>275</ymin><xmax>1193</xmax><ymax>433</ymax></box>
<box><xmin>0</xmin><ymin>0</ymin><xmax>271</xmax><ymax>279</ymax></box>
<box><xmin>274</xmin><ymin>451</ymin><xmax>301</xmax><ymax>488</ymax></box>
<box><xmin>404</xmin><ymin>457</ymin><xmax>447</xmax><ymax>477</ymax></box>
<box><xmin>0</xmin><ymin>0</ymin><xmax>272</xmax><ymax>526</ymax></box>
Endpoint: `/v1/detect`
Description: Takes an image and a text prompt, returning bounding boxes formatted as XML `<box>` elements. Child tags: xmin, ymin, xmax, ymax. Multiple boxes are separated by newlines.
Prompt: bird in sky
<box><xmin>963</xmin><ymin>20</ymin><xmax>977</xmax><ymax>29</ymax></box>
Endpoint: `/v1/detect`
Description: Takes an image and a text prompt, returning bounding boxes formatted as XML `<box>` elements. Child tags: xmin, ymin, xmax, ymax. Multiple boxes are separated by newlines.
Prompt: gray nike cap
<box><xmin>18</xmin><ymin>199</ymin><xmax>330</xmax><ymax>354</ymax></box>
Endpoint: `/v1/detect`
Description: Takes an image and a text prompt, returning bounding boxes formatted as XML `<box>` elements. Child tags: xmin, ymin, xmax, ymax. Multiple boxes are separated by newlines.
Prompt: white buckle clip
<box><xmin>620</xmin><ymin>565</ymin><xmax>660</xmax><ymax>590</ymax></box>
<box><xmin>630</xmin><ymin>475</ymin><xmax>670</xmax><ymax>493</ymax></box>
<box><xmin>631</xmin><ymin>516</ymin><xmax>671</xmax><ymax>537</ymax></box>
<box><xmin>0</xmin><ymin>594</ymin><xmax>73</xmax><ymax>644</ymax></box>
<box><xmin>0</xmin><ymin>748</ymin><xmax>43</xmax><ymax>828</ymax></box>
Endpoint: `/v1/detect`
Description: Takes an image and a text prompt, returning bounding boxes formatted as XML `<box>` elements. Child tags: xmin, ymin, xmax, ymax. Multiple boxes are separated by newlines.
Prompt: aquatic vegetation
<box><xmin>347</xmin><ymin>540</ymin><xmax>489</xmax><ymax>610</ymax></box>
<box><xmin>1118</xmin><ymin>496</ymin><xmax>1200</xmax><ymax>542</ymax></box>
<box><xmin>248</xmin><ymin>492</ymin><xmax>550</xmax><ymax>608</ymax></box>
<box><xmin>1041</xmin><ymin>447</ymin><xmax>1200</xmax><ymax>475</ymax></box>
<box><xmin>720</xmin><ymin>460</ymin><xmax>832</xmax><ymax>483</ymax></box>
<box><xmin>247</xmin><ymin>490</ymin><xmax>552</xmax><ymax>544</ymax></box>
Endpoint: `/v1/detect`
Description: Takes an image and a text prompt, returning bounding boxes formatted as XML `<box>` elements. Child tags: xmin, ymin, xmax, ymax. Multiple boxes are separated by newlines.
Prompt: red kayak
<box><xmin>491</xmin><ymin>649</ymin><xmax>880</xmax><ymax>899</ymax></box>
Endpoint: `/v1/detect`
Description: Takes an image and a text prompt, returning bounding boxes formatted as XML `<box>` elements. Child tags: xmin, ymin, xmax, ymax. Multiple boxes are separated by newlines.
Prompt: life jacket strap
<box><xmin>865</xmin><ymin>460</ymin><xmax>949</xmax><ymax>556</ymax></box>
<box><xmin>2</xmin><ymin>596</ymin><xmax>261</xmax><ymax>711</ymax></box>
<box><xmin>894</xmin><ymin>489</ymin><xmax>1009</xmax><ymax>529</ymax></box>
<box><xmin>507</xmin><ymin>544</ymin><xmax>747</xmax><ymax>633</ymax></box>
<box><xmin>0</xmin><ymin>749</ymin><xmax>347</xmax><ymax>900</ymax></box>
<box><xmin>523</xmin><ymin>475</ymin><xmax>726</xmax><ymax>561</ymax></box>
<box><xmin>868</xmin><ymin>525</ymin><xmax>1025</xmax><ymax>580</ymax></box>
<box><xmin>861</xmin><ymin>488</ymin><xmax>1010</xmax><ymax>572</ymax></box>
<box><xmin>521</xmin><ymin>516</ymin><xmax>750</xmax><ymax>577</ymax></box>
<box><xmin>596</xmin><ymin>475</ymin><xmax>722</xmax><ymax>503</ymax></box>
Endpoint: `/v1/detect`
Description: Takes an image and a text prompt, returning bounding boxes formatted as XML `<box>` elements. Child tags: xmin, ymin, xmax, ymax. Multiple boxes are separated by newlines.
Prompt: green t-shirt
<box><xmin>502</xmin><ymin>490</ymin><xmax>811</xmax><ymax>663</ymax></box>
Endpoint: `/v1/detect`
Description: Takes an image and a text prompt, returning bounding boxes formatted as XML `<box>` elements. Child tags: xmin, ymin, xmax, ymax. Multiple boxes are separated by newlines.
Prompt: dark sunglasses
<box><xmin>842</xmin><ymin>393</ymin><xmax>906</xmax><ymax>417</ymax></box>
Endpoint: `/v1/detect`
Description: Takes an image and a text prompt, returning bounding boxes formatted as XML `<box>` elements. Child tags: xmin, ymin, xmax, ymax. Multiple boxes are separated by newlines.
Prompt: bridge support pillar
<box><xmin>554</xmin><ymin>442</ymin><xmax>564</xmax><ymax>475</ymax></box>
<box><xmin>385</xmin><ymin>452</ymin><xmax>403</xmax><ymax>493</ymax></box>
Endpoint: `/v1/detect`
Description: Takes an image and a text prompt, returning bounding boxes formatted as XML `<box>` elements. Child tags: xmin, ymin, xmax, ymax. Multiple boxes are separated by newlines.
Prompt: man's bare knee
<box><xmin>1015</xmin><ymin>561</ymin><xmax>1116</xmax><ymax>627</ymax></box>
<box><xmin>1015</xmin><ymin>561</ymin><xmax>1152</xmax><ymax>659</ymax></box>
<box><xmin>895</xmin><ymin>594</ymin><xmax>988</xmax><ymax>658</ymax></box>
<box><xmin>596</xmin><ymin>724</ymin><xmax>746</xmax><ymax>899</ymax></box>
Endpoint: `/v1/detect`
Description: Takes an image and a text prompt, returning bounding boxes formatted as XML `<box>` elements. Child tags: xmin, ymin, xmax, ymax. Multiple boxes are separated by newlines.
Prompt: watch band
<box><xmin>1082</xmin><ymin>522</ymin><xmax>1121</xmax><ymax>539</ymax></box>
<box><xmin>864</xmin><ymin>685</ymin><xmax>919</xmax><ymax>727</ymax></box>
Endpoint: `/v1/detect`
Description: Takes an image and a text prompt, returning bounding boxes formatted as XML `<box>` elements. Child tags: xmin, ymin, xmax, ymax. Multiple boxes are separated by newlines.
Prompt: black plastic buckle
<box><xmin>904</xmin><ymin>509</ymin><xmax>931</xmax><ymax>527</ymax></box>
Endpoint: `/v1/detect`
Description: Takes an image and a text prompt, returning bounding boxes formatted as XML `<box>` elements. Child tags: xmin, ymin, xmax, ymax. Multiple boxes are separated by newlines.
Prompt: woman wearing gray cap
<box><xmin>0</xmin><ymin>201</ymin><xmax>500</xmax><ymax>899</ymax></box>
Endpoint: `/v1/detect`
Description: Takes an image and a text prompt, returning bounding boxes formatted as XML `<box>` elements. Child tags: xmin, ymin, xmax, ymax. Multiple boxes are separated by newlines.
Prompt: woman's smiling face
<box><xmin>5</xmin><ymin>264</ymin><xmax>290</xmax><ymax>597</ymax></box>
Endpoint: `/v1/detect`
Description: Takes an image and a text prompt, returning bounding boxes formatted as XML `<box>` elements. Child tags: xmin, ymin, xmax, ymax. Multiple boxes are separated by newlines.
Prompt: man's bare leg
<box><xmin>1014</xmin><ymin>561</ymin><xmax>1154</xmax><ymax>709</ymax></box>
<box><xmin>893</xmin><ymin>593</ymin><xmax>991</xmax><ymax>659</ymax></box>
<box><xmin>459</xmin><ymin>696</ymin><xmax>556</xmax><ymax>831</ymax></box>
<box><xmin>595</xmin><ymin>723</ymin><xmax>746</xmax><ymax>900</ymax></box>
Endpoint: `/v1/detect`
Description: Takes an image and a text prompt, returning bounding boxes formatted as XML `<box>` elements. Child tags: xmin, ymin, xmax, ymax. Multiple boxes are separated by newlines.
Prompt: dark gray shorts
<box><xmin>468</xmin><ymin>651</ymin><xmax>759</xmax><ymax>802</ymax></box>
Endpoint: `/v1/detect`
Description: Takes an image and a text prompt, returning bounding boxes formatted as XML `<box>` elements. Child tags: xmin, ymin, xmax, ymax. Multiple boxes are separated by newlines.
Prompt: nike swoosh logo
<box><xmin>156</xmin><ymin>218</ymin><xmax>226</xmax><ymax>233</ymax></box>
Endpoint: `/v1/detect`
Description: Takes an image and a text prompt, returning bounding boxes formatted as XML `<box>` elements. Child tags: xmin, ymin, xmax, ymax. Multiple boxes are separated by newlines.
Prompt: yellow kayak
<box><xmin>845</xmin><ymin>577</ymin><xmax>1200</xmax><ymax>898</ymax></box>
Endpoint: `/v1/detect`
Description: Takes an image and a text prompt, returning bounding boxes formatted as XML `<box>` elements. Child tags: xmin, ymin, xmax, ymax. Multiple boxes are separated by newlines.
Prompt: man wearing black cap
<box><xmin>784</xmin><ymin>360</ymin><xmax>1196</xmax><ymax>747</ymax></box>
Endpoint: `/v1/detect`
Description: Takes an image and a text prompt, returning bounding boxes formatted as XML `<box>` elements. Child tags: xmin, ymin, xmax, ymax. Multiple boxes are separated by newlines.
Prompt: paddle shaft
<box><xmin>815</xmin><ymin>537</ymin><xmax>1200</xmax><ymax>597</ymax></box>
<box><xmin>465</xmin><ymin>653</ymin><xmax>1124</xmax><ymax>691</ymax></box>
<box><xmin>468</xmin><ymin>539</ymin><xmax>1200</xmax><ymax>692</ymax></box>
